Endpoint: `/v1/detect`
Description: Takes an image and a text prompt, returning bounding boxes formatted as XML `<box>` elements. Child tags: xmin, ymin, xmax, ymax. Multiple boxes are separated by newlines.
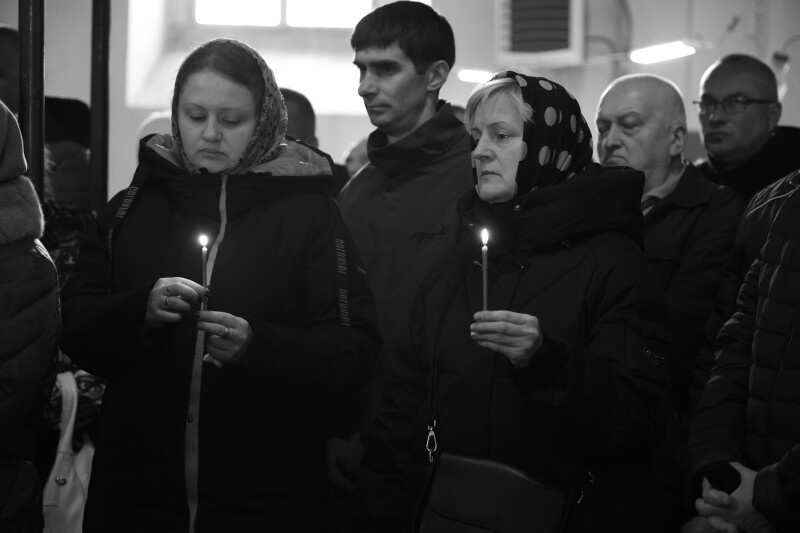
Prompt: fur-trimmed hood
<box><xmin>0</xmin><ymin>99</ymin><xmax>43</xmax><ymax>245</ymax></box>
<box><xmin>0</xmin><ymin>176</ymin><xmax>44</xmax><ymax>246</ymax></box>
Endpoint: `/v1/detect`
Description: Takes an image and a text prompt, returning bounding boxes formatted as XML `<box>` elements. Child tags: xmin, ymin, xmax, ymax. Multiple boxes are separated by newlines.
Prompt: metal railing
<box><xmin>17</xmin><ymin>0</ymin><xmax>109</xmax><ymax>210</ymax></box>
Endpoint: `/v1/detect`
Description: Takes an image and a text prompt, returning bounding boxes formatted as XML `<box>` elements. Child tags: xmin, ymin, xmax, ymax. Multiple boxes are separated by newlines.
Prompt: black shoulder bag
<box><xmin>412</xmin><ymin>344</ymin><xmax>589</xmax><ymax>533</ymax></box>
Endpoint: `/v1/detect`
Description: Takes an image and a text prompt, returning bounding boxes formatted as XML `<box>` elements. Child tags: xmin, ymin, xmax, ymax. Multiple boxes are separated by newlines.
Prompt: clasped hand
<box><xmin>145</xmin><ymin>277</ymin><xmax>253</xmax><ymax>365</ymax></box>
<box><xmin>470</xmin><ymin>310</ymin><xmax>542</xmax><ymax>368</ymax></box>
<box><xmin>694</xmin><ymin>462</ymin><xmax>776</xmax><ymax>533</ymax></box>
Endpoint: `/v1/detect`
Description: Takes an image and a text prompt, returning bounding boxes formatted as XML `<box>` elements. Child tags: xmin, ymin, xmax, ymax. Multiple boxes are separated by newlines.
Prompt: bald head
<box><xmin>701</xmin><ymin>54</ymin><xmax>778</xmax><ymax>100</ymax></box>
<box><xmin>698</xmin><ymin>54</ymin><xmax>781</xmax><ymax>170</ymax></box>
<box><xmin>596</xmin><ymin>74</ymin><xmax>687</xmax><ymax>194</ymax></box>
<box><xmin>605</xmin><ymin>74</ymin><xmax>686</xmax><ymax>127</ymax></box>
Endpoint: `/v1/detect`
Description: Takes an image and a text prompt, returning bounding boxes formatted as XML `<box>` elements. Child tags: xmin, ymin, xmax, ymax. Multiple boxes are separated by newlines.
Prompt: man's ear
<box><xmin>768</xmin><ymin>101</ymin><xmax>782</xmax><ymax>131</ymax></box>
<box><xmin>426</xmin><ymin>60</ymin><xmax>450</xmax><ymax>93</ymax></box>
<box><xmin>668</xmin><ymin>122</ymin><xmax>687</xmax><ymax>157</ymax></box>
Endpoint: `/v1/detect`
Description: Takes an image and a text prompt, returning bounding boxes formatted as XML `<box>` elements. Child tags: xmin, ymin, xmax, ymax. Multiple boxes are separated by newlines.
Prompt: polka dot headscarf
<box><xmin>171</xmin><ymin>38</ymin><xmax>288</xmax><ymax>176</ymax></box>
<box><xmin>490</xmin><ymin>71</ymin><xmax>593</xmax><ymax>193</ymax></box>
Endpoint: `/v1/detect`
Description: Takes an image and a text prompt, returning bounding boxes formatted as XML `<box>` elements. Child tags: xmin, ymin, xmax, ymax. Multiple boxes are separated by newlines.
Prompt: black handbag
<box><xmin>413</xmin><ymin>334</ymin><xmax>588</xmax><ymax>532</ymax></box>
<box><xmin>414</xmin><ymin>452</ymin><xmax>576</xmax><ymax>533</ymax></box>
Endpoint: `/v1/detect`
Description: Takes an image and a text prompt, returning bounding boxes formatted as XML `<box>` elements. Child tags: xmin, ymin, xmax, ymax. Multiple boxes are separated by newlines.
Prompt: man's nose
<box><xmin>600</xmin><ymin>126</ymin><xmax>621</xmax><ymax>154</ymax></box>
<box><xmin>358</xmin><ymin>73</ymin><xmax>376</xmax><ymax>98</ymax></box>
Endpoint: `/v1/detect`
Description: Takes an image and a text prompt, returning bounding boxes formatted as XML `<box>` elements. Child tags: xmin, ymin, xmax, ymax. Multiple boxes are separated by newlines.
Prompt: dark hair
<box><xmin>172</xmin><ymin>40</ymin><xmax>264</xmax><ymax>118</ymax></box>
<box><xmin>713</xmin><ymin>54</ymin><xmax>778</xmax><ymax>98</ymax></box>
<box><xmin>0</xmin><ymin>24</ymin><xmax>19</xmax><ymax>45</ymax></box>
<box><xmin>280</xmin><ymin>87</ymin><xmax>315</xmax><ymax>141</ymax></box>
<box><xmin>351</xmin><ymin>1</ymin><xmax>455</xmax><ymax>73</ymax></box>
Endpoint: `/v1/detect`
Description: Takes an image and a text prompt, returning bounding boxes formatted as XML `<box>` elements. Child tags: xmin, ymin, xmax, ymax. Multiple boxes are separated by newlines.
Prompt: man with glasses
<box><xmin>690</xmin><ymin>55</ymin><xmax>800</xmax><ymax>399</ymax></box>
<box><xmin>687</xmin><ymin>56</ymin><xmax>800</xmax><ymax>513</ymax></box>
<box><xmin>694</xmin><ymin>54</ymin><xmax>800</xmax><ymax>203</ymax></box>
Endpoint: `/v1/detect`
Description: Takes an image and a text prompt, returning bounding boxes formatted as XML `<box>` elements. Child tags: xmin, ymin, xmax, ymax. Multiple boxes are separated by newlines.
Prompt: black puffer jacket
<box><xmin>687</xmin><ymin>169</ymin><xmax>800</xmax><ymax>532</ymax></box>
<box><xmin>359</xmin><ymin>166</ymin><xmax>672</xmax><ymax>532</ymax></box>
<box><xmin>60</xmin><ymin>136</ymin><xmax>380</xmax><ymax>532</ymax></box>
<box><xmin>0</xmin><ymin>105</ymin><xmax>59</xmax><ymax>533</ymax></box>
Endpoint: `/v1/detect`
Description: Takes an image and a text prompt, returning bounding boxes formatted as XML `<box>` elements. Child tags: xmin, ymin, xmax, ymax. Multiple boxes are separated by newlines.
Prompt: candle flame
<box><xmin>199</xmin><ymin>235</ymin><xmax>208</xmax><ymax>247</ymax></box>
<box><xmin>481</xmin><ymin>228</ymin><xmax>489</xmax><ymax>245</ymax></box>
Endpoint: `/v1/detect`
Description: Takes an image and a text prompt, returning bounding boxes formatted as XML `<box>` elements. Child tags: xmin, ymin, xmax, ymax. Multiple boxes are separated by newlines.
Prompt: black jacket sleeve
<box><xmin>685</xmin><ymin>259</ymin><xmax>760</xmax><ymax>503</ymax></box>
<box><xmin>754</xmin><ymin>444</ymin><xmax>800</xmax><ymax>532</ymax></box>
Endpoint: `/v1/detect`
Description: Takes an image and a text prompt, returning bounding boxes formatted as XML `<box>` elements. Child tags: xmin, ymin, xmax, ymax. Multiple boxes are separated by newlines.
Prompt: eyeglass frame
<box><xmin>692</xmin><ymin>95</ymin><xmax>777</xmax><ymax>116</ymax></box>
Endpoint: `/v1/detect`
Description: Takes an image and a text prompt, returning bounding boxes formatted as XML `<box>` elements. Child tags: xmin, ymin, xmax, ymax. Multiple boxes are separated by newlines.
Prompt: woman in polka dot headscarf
<box><xmin>466</xmin><ymin>71</ymin><xmax>594</xmax><ymax>195</ymax></box>
<box><xmin>359</xmin><ymin>71</ymin><xmax>671</xmax><ymax>531</ymax></box>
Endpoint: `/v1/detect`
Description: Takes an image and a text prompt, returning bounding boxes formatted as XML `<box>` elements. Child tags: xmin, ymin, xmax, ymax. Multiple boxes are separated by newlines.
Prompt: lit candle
<box><xmin>198</xmin><ymin>235</ymin><xmax>208</xmax><ymax>311</ymax></box>
<box><xmin>481</xmin><ymin>228</ymin><xmax>489</xmax><ymax>311</ymax></box>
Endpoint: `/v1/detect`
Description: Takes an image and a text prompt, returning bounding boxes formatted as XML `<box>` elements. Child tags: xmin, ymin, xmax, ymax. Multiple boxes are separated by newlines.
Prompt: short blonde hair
<box><xmin>464</xmin><ymin>77</ymin><xmax>533</xmax><ymax>131</ymax></box>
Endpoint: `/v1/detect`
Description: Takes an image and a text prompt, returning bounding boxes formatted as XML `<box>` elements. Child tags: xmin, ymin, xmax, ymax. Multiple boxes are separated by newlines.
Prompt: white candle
<box><xmin>198</xmin><ymin>235</ymin><xmax>208</xmax><ymax>311</ymax></box>
<box><xmin>481</xmin><ymin>229</ymin><xmax>489</xmax><ymax>311</ymax></box>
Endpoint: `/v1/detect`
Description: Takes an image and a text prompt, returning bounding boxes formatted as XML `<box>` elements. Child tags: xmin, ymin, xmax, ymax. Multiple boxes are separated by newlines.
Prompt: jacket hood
<box><xmin>0</xmin><ymin>99</ymin><xmax>42</xmax><ymax>245</ymax></box>
<box><xmin>0</xmin><ymin>99</ymin><xmax>27</xmax><ymax>183</ymax></box>
<box><xmin>0</xmin><ymin>177</ymin><xmax>44</xmax><ymax>245</ymax></box>
<box><xmin>461</xmin><ymin>163</ymin><xmax>645</xmax><ymax>254</ymax></box>
<box><xmin>366</xmin><ymin>101</ymin><xmax>464</xmax><ymax>178</ymax></box>
<box><xmin>141</xmin><ymin>134</ymin><xmax>333</xmax><ymax>178</ymax></box>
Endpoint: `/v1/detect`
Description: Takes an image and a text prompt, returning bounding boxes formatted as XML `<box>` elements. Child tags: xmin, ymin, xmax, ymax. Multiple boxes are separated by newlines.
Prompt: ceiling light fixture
<box><xmin>629</xmin><ymin>40</ymin><xmax>697</xmax><ymax>64</ymax></box>
<box><xmin>628</xmin><ymin>16</ymin><xmax>740</xmax><ymax>65</ymax></box>
<box><xmin>458</xmin><ymin>69</ymin><xmax>494</xmax><ymax>84</ymax></box>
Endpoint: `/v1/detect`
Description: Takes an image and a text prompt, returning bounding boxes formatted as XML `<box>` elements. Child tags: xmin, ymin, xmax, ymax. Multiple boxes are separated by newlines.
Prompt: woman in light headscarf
<box><xmin>60</xmin><ymin>39</ymin><xmax>379</xmax><ymax>532</ymax></box>
<box><xmin>357</xmin><ymin>72</ymin><xmax>671</xmax><ymax>531</ymax></box>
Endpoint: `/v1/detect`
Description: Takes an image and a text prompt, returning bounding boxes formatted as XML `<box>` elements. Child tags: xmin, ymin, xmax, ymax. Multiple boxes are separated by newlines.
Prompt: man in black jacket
<box><xmin>332</xmin><ymin>0</ymin><xmax>472</xmax><ymax>498</ymax></box>
<box><xmin>694</xmin><ymin>54</ymin><xmax>800</xmax><ymax>204</ymax></box>
<box><xmin>689</xmin><ymin>55</ymin><xmax>800</xmax><ymax>418</ymax></box>
<box><xmin>685</xmin><ymin>169</ymin><xmax>800</xmax><ymax>533</ymax></box>
<box><xmin>596</xmin><ymin>74</ymin><xmax>743</xmax><ymax>416</ymax></box>
<box><xmin>596</xmin><ymin>74</ymin><xmax>744</xmax><ymax>531</ymax></box>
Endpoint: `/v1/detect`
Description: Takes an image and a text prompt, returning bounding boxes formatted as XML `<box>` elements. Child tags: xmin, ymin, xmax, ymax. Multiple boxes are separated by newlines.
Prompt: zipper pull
<box><xmin>426</xmin><ymin>420</ymin><xmax>438</xmax><ymax>464</ymax></box>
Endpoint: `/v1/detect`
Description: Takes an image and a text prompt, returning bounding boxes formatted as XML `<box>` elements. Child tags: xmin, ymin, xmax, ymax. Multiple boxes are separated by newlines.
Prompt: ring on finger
<box><xmin>221</xmin><ymin>326</ymin><xmax>230</xmax><ymax>339</ymax></box>
<box><xmin>163</xmin><ymin>295</ymin><xmax>171</xmax><ymax>308</ymax></box>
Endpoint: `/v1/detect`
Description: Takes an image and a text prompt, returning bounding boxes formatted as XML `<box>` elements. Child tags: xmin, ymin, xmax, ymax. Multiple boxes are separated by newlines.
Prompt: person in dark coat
<box><xmin>59</xmin><ymin>39</ymin><xmax>379</xmax><ymax>533</ymax></box>
<box><xmin>0</xmin><ymin>98</ymin><xmax>59</xmax><ymax>533</ymax></box>
<box><xmin>331</xmin><ymin>3</ymin><xmax>473</xmax><ymax>517</ymax></box>
<box><xmin>684</xmin><ymin>168</ymin><xmax>800</xmax><ymax>533</ymax></box>
<box><xmin>689</xmin><ymin>55</ymin><xmax>800</xmax><ymax>417</ymax></box>
<box><xmin>596</xmin><ymin>74</ymin><xmax>745</xmax><ymax>530</ymax></box>
<box><xmin>356</xmin><ymin>72</ymin><xmax>672</xmax><ymax>532</ymax></box>
<box><xmin>693</xmin><ymin>54</ymin><xmax>800</xmax><ymax>205</ymax></box>
<box><xmin>596</xmin><ymin>73</ymin><xmax>744</xmax><ymax>417</ymax></box>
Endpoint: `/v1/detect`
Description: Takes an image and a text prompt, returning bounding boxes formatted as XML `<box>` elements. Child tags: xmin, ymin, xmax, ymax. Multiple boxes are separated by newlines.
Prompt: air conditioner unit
<box><xmin>495</xmin><ymin>0</ymin><xmax>586</xmax><ymax>68</ymax></box>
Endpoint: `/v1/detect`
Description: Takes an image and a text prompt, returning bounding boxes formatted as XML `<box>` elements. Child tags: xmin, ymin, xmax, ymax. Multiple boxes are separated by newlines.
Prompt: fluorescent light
<box><xmin>458</xmin><ymin>69</ymin><xmax>493</xmax><ymax>84</ymax></box>
<box><xmin>629</xmin><ymin>41</ymin><xmax>696</xmax><ymax>65</ymax></box>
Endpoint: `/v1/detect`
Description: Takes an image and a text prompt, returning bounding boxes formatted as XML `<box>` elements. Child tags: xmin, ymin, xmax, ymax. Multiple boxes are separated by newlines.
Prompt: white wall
<box><xmin>2</xmin><ymin>0</ymin><xmax>799</xmax><ymax>200</ymax></box>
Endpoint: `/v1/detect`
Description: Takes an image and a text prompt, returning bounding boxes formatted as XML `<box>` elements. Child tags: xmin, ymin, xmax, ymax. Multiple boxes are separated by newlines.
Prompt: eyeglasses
<box><xmin>693</xmin><ymin>95</ymin><xmax>776</xmax><ymax>116</ymax></box>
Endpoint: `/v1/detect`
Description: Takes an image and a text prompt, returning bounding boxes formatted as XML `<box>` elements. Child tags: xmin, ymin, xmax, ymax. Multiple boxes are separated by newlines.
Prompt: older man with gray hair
<box><xmin>596</xmin><ymin>73</ymin><xmax>745</xmax><ymax>529</ymax></box>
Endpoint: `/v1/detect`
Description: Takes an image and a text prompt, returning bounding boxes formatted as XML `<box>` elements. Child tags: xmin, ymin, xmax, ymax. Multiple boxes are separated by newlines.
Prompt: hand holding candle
<box><xmin>481</xmin><ymin>228</ymin><xmax>489</xmax><ymax>311</ymax></box>
<box><xmin>198</xmin><ymin>235</ymin><xmax>208</xmax><ymax>311</ymax></box>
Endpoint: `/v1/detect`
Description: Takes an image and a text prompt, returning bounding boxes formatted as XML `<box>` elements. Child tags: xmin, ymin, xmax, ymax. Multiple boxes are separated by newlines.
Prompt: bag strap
<box><xmin>55</xmin><ymin>372</ymin><xmax>79</xmax><ymax>454</ymax></box>
<box><xmin>424</xmin><ymin>268</ymin><xmax>470</xmax><ymax>464</ymax></box>
<box><xmin>106</xmin><ymin>161</ymin><xmax>150</xmax><ymax>293</ymax></box>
